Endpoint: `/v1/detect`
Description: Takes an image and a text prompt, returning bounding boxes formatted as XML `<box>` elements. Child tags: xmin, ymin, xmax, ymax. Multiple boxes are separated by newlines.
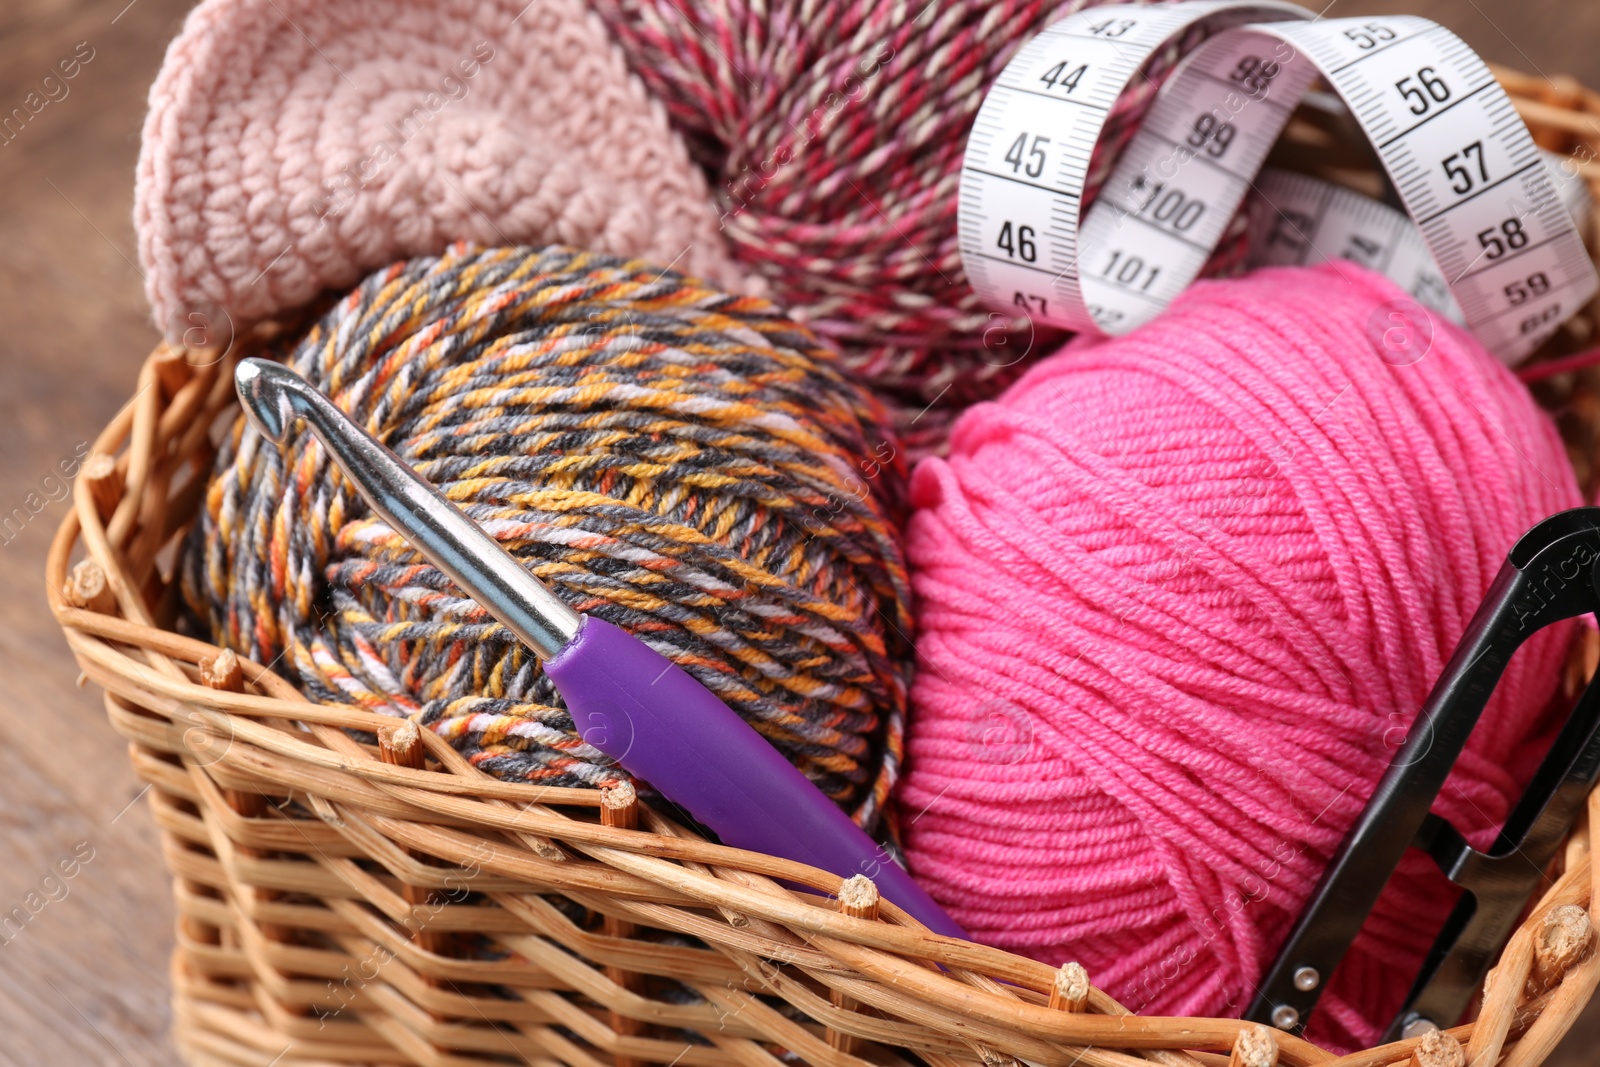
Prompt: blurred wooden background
<box><xmin>2</xmin><ymin>0</ymin><xmax>1599</xmax><ymax>1063</ymax></box>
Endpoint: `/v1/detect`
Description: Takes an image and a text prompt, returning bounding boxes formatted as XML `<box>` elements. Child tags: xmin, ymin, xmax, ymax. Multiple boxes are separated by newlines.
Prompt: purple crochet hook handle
<box><xmin>545</xmin><ymin>617</ymin><xmax>963</xmax><ymax>935</ymax></box>
<box><xmin>235</xmin><ymin>358</ymin><xmax>964</xmax><ymax>939</ymax></box>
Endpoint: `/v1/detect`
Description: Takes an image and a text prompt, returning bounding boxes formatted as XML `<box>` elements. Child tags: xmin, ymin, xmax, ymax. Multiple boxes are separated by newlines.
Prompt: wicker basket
<box><xmin>45</xmin><ymin>66</ymin><xmax>1600</xmax><ymax>1067</ymax></box>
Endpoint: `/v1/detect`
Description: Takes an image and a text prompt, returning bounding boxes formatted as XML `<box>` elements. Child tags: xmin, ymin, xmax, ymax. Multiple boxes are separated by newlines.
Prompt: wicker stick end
<box><xmin>601</xmin><ymin>781</ymin><xmax>640</xmax><ymax>827</ymax></box>
<box><xmin>379</xmin><ymin>719</ymin><xmax>423</xmax><ymax>768</ymax></box>
<box><xmin>80</xmin><ymin>452</ymin><xmax>121</xmax><ymax>522</ymax></box>
<box><xmin>1228</xmin><ymin>1024</ymin><xmax>1278</xmax><ymax>1067</ymax></box>
<box><xmin>1049</xmin><ymin>961</ymin><xmax>1091</xmax><ymax>1013</ymax></box>
<box><xmin>1410</xmin><ymin>1029</ymin><xmax>1466</xmax><ymax>1067</ymax></box>
<box><xmin>837</xmin><ymin>874</ymin><xmax>880</xmax><ymax>917</ymax></box>
<box><xmin>828</xmin><ymin>874</ymin><xmax>883</xmax><ymax>1054</ymax></box>
<box><xmin>199</xmin><ymin>648</ymin><xmax>242</xmax><ymax>693</ymax></box>
<box><xmin>599</xmin><ymin>780</ymin><xmax>648</xmax><ymax>1067</ymax></box>
<box><xmin>62</xmin><ymin>559</ymin><xmax>116</xmax><ymax>615</ymax></box>
<box><xmin>1530</xmin><ymin>903</ymin><xmax>1596</xmax><ymax>997</ymax></box>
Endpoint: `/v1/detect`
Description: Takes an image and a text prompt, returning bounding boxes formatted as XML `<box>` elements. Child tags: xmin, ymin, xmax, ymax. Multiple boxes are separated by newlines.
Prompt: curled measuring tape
<box><xmin>957</xmin><ymin>1</ymin><xmax>1598</xmax><ymax>362</ymax></box>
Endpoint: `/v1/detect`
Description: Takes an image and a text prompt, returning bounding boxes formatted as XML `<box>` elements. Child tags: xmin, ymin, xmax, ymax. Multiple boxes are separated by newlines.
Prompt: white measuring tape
<box><xmin>1247</xmin><ymin>157</ymin><xmax>1591</xmax><ymax>328</ymax></box>
<box><xmin>957</xmin><ymin>1</ymin><xmax>1598</xmax><ymax>363</ymax></box>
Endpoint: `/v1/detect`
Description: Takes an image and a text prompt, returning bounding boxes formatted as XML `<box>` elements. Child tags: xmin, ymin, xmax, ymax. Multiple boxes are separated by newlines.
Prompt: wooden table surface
<box><xmin>3</xmin><ymin>0</ymin><xmax>1599</xmax><ymax>1063</ymax></box>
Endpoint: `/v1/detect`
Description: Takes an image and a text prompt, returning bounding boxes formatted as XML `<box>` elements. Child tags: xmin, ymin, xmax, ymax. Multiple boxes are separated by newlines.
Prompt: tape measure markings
<box><xmin>1249</xmin><ymin>168</ymin><xmax>1467</xmax><ymax>320</ymax></box>
<box><xmin>1373</xmin><ymin>81</ymin><xmax>1496</xmax><ymax>151</ymax></box>
<box><xmin>1078</xmin><ymin>22</ymin><xmax>1321</xmax><ymax>318</ymax></box>
<box><xmin>960</xmin><ymin>2</ymin><xmax>1597</xmax><ymax>362</ymax></box>
<box><xmin>1276</xmin><ymin>14</ymin><xmax>1591</xmax><ymax>357</ymax></box>
<box><xmin>1246</xmin><ymin>153</ymin><xmax>1591</xmax><ymax>327</ymax></box>
<box><xmin>958</xmin><ymin>1</ymin><xmax>1294</xmax><ymax>329</ymax></box>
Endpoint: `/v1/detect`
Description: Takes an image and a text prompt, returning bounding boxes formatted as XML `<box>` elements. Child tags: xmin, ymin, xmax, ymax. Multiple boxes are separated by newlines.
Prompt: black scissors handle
<box><xmin>1247</xmin><ymin>507</ymin><xmax>1600</xmax><ymax>1036</ymax></box>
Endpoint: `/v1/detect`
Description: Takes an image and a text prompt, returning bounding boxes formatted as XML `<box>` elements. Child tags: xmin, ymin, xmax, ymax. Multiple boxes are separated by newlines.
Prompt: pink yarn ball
<box><xmin>897</xmin><ymin>263</ymin><xmax>1581</xmax><ymax>1050</ymax></box>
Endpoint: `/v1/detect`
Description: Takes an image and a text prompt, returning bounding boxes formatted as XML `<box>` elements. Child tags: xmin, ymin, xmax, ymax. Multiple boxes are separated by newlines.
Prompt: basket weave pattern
<box><xmin>45</xmin><ymin>70</ymin><xmax>1600</xmax><ymax>1067</ymax></box>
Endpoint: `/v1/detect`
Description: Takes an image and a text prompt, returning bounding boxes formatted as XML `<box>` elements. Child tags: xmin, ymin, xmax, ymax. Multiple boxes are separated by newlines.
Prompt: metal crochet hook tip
<box><xmin>235</xmin><ymin>357</ymin><xmax>306</xmax><ymax>444</ymax></box>
<box><xmin>232</xmin><ymin>358</ymin><xmax>582</xmax><ymax>659</ymax></box>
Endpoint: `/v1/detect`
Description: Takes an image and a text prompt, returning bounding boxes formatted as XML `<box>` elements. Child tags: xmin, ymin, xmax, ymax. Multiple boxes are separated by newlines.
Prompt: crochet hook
<box><xmin>234</xmin><ymin>357</ymin><xmax>964</xmax><ymax>938</ymax></box>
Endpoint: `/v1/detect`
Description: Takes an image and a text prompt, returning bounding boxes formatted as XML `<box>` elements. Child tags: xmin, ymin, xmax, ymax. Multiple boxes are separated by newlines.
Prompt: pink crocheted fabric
<box><xmin>135</xmin><ymin>0</ymin><xmax>742</xmax><ymax>339</ymax></box>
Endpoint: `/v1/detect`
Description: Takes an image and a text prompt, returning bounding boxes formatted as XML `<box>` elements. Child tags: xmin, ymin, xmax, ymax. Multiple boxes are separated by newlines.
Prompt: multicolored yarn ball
<box><xmin>896</xmin><ymin>263</ymin><xmax>1583</xmax><ymax>1049</ymax></box>
<box><xmin>182</xmin><ymin>243</ymin><xmax>913</xmax><ymax>827</ymax></box>
<box><xmin>591</xmin><ymin>0</ymin><xmax>1239</xmax><ymax>425</ymax></box>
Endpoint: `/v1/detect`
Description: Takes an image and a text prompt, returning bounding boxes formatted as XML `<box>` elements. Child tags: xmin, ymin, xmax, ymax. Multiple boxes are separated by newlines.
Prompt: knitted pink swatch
<box><xmin>135</xmin><ymin>0</ymin><xmax>741</xmax><ymax>339</ymax></box>
<box><xmin>897</xmin><ymin>263</ymin><xmax>1582</xmax><ymax>1050</ymax></box>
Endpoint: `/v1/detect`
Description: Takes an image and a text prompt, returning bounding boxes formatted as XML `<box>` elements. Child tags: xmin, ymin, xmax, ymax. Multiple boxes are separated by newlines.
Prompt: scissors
<box><xmin>1248</xmin><ymin>507</ymin><xmax>1600</xmax><ymax>1037</ymax></box>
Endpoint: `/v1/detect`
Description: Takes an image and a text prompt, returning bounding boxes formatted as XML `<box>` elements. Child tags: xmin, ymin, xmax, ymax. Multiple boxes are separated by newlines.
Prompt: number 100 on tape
<box><xmin>957</xmin><ymin>1</ymin><xmax>1597</xmax><ymax>363</ymax></box>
